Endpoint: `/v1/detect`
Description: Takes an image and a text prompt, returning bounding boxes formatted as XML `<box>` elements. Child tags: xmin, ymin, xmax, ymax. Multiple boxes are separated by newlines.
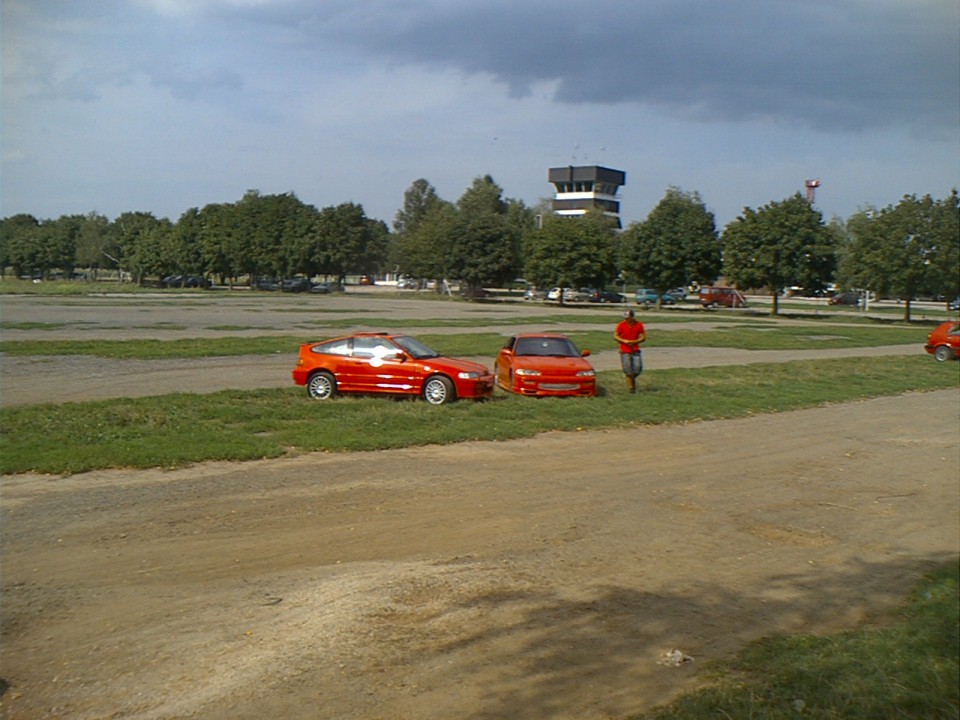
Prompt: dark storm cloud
<box><xmin>308</xmin><ymin>0</ymin><xmax>959</xmax><ymax>133</ymax></box>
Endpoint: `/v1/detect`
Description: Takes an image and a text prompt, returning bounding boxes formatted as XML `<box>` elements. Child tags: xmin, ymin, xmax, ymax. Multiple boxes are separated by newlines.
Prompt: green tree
<box><xmin>198</xmin><ymin>202</ymin><xmax>241</xmax><ymax>285</ymax></box>
<box><xmin>524</xmin><ymin>210</ymin><xmax>617</xmax><ymax>302</ymax></box>
<box><xmin>43</xmin><ymin>215</ymin><xmax>83</xmax><ymax>276</ymax></box>
<box><xmin>394</xmin><ymin>178</ymin><xmax>442</xmax><ymax>235</ymax></box>
<box><xmin>168</xmin><ymin>208</ymin><xmax>208</xmax><ymax>279</ymax></box>
<box><xmin>449</xmin><ymin>175</ymin><xmax>520</xmax><ymax>295</ymax></box>
<box><xmin>722</xmin><ymin>194</ymin><xmax>836</xmax><ymax>315</ymax></box>
<box><xmin>621</xmin><ymin>187</ymin><xmax>721</xmax><ymax>306</ymax></box>
<box><xmin>73</xmin><ymin>212</ymin><xmax>113</xmax><ymax>275</ymax></box>
<box><xmin>0</xmin><ymin>214</ymin><xmax>43</xmax><ymax>277</ymax></box>
<box><xmin>311</xmin><ymin>202</ymin><xmax>388</xmax><ymax>285</ymax></box>
<box><xmin>111</xmin><ymin>211</ymin><xmax>170</xmax><ymax>284</ymax></box>
<box><xmin>839</xmin><ymin>191</ymin><xmax>960</xmax><ymax>321</ymax></box>
<box><xmin>392</xmin><ymin>199</ymin><xmax>458</xmax><ymax>285</ymax></box>
<box><xmin>928</xmin><ymin>190</ymin><xmax>960</xmax><ymax>304</ymax></box>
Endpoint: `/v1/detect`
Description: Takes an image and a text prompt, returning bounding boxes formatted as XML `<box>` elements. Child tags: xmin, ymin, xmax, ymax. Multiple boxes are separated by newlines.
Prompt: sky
<box><xmin>2</xmin><ymin>0</ymin><xmax>958</xmax><ymax>231</ymax></box>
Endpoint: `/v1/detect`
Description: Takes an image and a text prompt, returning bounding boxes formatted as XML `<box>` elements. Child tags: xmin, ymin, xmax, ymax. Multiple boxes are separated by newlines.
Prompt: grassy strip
<box><xmin>634</xmin><ymin>562</ymin><xmax>960</xmax><ymax>720</ymax></box>
<box><xmin>0</xmin><ymin>322</ymin><xmax>930</xmax><ymax>359</ymax></box>
<box><xmin>1</xmin><ymin>356</ymin><xmax>956</xmax><ymax>475</ymax></box>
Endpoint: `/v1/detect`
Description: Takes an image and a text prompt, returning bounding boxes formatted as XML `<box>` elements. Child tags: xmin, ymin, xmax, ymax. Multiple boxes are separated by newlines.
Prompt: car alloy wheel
<box><xmin>307</xmin><ymin>371</ymin><xmax>337</xmax><ymax>399</ymax></box>
<box><xmin>423</xmin><ymin>376</ymin><xmax>454</xmax><ymax>405</ymax></box>
<box><xmin>934</xmin><ymin>345</ymin><xmax>954</xmax><ymax>362</ymax></box>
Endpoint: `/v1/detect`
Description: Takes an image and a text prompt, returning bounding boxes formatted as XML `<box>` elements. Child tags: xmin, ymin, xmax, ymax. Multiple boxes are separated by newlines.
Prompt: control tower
<box><xmin>548</xmin><ymin>165</ymin><xmax>626</xmax><ymax>228</ymax></box>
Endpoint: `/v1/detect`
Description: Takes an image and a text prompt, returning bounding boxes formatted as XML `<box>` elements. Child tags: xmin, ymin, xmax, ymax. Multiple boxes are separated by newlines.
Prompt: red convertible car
<box><xmin>292</xmin><ymin>332</ymin><xmax>494</xmax><ymax>404</ymax></box>
<box><xmin>495</xmin><ymin>333</ymin><xmax>597</xmax><ymax>397</ymax></box>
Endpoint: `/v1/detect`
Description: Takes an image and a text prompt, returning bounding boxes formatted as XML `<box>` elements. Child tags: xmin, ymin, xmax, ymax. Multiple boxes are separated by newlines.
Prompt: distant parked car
<box><xmin>828</xmin><ymin>291</ymin><xmax>862</xmax><ymax>306</ymax></box>
<box><xmin>309</xmin><ymin>281</ymin><xmax>335</xmax><ymax>294</ymax></box>
<box><xmin>281</xmin><ymin>277</ymin><xmax>313</xmax><ymax>293</ymax></box>
<box><xmin>358</xmin><ymin>275</ymin><xmax>375</xmax><ymax>285</ymax></box>
<box><xmin>256</xmin><ymin>277</ymin><xmax>281</xmax><ymax>291</ymax></box>
<box><xmin>635</xmin><ymin>288</ymin><xmax>675</xmax><ymax>306</ymax></box>
<box><xmin>461</xmin><ymin>286</ymin><xmax>491</xmax><ymax>300</ymax></box>
<box><xmin>397</xmin><ymin>277</ymin><xmax>418</xmax><ymax>289</ymax></box>
<box><xmin>547</xmin><ymin>287</ymin><xmax>587</xmax><ymax>302</ymax></box>
<box><xmin>924</xmin><ymin>321</ymin><xmax>960</xmax><ymax>362</ymax></box>
<box><xmin>698</xmin><ymin>286</ymin><xmax>747</xmax><ymax>308</ymax></box>
<box><xmin>948</xmin><ymin>297</ymin><xmax>960</xmax><ymax>311</ymax></box>
<box><xmin>292</xmin><ymin>332</ymin><xmax>494</xmax><ymax>404</ymax></box>
<box><xmin>494</xmin><ymin>333</ymin><xmax>596</xmax><ymax>397</ymax></box>
<box><xmin>587</xmin><ymin>289</ymin><xmax>626</xmax><ymax>304</ymax></box>
<box><xmin>523</xmin><ymin>287</ymin><xmax>546</xmax><ymax>301</ymax></box>
<box><xmin>163</xmin><ymin>274</ymin><xmax>210</xmax><ymax>289</ymax></box>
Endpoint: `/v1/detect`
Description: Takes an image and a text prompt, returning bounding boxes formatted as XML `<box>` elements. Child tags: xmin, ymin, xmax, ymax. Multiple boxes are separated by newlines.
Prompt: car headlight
<box><xmin>458</xmin><ymin>371</ymin><xmax>481</xmax><ymax>379</ymax></box>
<box><xmin>515</xmin><ymin>369</ymin><xmax>541</xmax><ymax>376</ymax></box>
<box><xmin>576</xmin><ymin>370</ymin><xmax>596</xmax><ymax>377</ymax></box>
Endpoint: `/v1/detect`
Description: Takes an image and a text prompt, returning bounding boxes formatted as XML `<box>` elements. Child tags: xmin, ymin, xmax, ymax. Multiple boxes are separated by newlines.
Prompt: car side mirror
<box><xmin>581</xmin><ymin>349</ymin><xmax>591</xmax><ymax>357</ymax></box>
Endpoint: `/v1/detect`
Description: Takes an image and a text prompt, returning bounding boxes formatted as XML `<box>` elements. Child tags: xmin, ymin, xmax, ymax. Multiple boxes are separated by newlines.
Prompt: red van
<box><xmin>699</xmin><ymin>286</ymin><xmax>747</xmax><ymax>308</ymax></box>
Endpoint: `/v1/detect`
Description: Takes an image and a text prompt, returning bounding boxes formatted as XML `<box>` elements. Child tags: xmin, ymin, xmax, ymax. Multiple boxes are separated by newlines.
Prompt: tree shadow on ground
<box><xmin>412</xmin><ymin>553</ymin><xmax>957</xmax><ymax>720</ymax></box>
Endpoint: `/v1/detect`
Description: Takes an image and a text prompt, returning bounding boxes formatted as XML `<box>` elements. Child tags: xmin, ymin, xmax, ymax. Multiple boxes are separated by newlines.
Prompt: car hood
<box><xmin>424</xmin><ymin>356</ymin><xmax>492</xmax><ymax>376</ymax></box>
<box><xmin>512</xmin><ymin>356</ymin><xmax>594</xmax><ymax>373</ymax></box>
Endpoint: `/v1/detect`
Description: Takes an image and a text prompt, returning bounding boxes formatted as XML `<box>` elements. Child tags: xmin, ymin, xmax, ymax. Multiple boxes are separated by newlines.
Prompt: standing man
<box><xmin>614</xmin><ymin>309</ymin><xmax>646</xmax><ymax>393</ymax></box>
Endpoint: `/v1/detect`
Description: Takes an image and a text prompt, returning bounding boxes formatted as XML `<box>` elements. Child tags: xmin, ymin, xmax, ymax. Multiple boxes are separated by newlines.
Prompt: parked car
<box><xmin>547</xmin><ymin>287</ymin><xmax>588</xmax><ymax>302</ymax></box>
<box><xmin>397</xmin><ymin>277</ymin><xmax>418</xmax><ymax>289</ymax></box>
<box><xmin>358</xmin><ymin>275</ymin><xmax>375</xmax><ymax>285</ymax></box>
<box><xmin>281</xmin><ymin>277</ymin><xmax>313</xmax><ymax>293</ymax></box>
<box><xmin>461</xmin><ymin>286</ymin><xmax>491</xmax><ymax>300</ymax></box>
<box><xmin>309</xmin><ymin>281</ymin><xmax>336</xmax><ymax>294</ymax></box>
<box><xmin>828</xmin><ymin>291</ymin><xmax>862</xmax><ymax>306</ymax></box>
<box><xmin>698</xmin><ymin>286</ymin><xmax>747</xmax><ymax>308</ymax></box>
<box><xmin>523</xmin><ymin>287</ymin><xmax>546</xmax><ymax>301</ymax></box>
<box><xmin>494</xmin><ymin>333</ymin><xmax>596</xmax><ymax>397</ymax></box>
<box><xmin>587</xmin><ymin>289</ymin><xmax>626</xmax><ymax>304</ymax></box>
<box><xmin>635</xmin><ymin>288</ymin><xmax>675</xmax><ymax>306</ymax></box>
<box><xmin>948</xmin><ymin>297</ymin><xmax>960</xmax><ymax>311</ymax></box>
<box><xmin>924</xmin><ymin>321</ymin><xmax>960</xmax><ymax>362</ymax></box>
<box><xmin>163</xmin><ymin>274</ymin><xmax>210</xmax><ymax>289</ymax></box>
<box><xmin>292</xmin><ymin>332</ymin><xmax>494</xmax><ymax>404</ymax></box>
<box><xmin>255</xmin><ymin>277</ymin><xmax>281</xmax><ymax>291</ymax></box>
<box><xmin>666</xmin><ymin>287</ymin><xmax>687</xmax><ymax>301</ymax></box>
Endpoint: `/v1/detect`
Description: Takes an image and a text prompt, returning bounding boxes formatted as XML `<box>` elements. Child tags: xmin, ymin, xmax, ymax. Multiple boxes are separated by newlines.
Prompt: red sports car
<box><xmin>924</xmin><ymin>321</ymin><xmax>960</xmax><ymax>362</ymax></box>
<box><xmin>495</xmin><ymin>333</ymin><xmax>597</xmax><ymax>397</ymax></box>
<box><xmin>292</xmin><ymin>332</ymin><xmax>494</xmax><ymax>404</ymax></box>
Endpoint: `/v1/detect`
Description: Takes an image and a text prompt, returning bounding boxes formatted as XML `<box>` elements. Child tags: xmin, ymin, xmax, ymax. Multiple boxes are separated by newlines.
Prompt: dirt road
<box><xmin>1</xmin><ymin>294</ymin><xmax>958</xmax><ymax>719</ymax></box>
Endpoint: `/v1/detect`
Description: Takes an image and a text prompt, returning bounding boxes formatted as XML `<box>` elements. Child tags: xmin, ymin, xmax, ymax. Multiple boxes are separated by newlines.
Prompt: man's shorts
<box><xmin>620</xmin><ymin>351</ymin><xmax>642</xmax><ymax>377</ymax></box>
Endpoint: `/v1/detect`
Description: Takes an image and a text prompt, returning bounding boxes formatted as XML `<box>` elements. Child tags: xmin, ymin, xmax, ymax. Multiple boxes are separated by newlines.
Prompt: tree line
<box><xmin>1</xmin><ymin>177</ymin><xmax>957</xmax><ymax>319</ymax></box>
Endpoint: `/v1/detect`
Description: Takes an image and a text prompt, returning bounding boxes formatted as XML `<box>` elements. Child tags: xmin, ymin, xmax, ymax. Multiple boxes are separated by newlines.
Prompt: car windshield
<box><xmin>514</xmin><ymin>337</ymin><xmax>580</xmax><ymax>357</ymax></box>
<box><xmin>391</xmin><ymin>335</ymin><xmax>440</xmax><ymax>359</ymax></box>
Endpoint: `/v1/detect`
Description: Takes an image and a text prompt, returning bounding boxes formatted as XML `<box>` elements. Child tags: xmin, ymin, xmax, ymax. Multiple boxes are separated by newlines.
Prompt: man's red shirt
<box><xmin>616</xmin><ymin>319</ymin><xmax>645</xmax><ymax>353</ymax></box>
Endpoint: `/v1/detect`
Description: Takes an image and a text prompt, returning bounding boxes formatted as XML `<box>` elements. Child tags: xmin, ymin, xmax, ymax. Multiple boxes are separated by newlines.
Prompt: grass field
<box><xmin>2</xmin><ymin>355</ymin><xmax>956</xmax><ymax>475</ymax></box>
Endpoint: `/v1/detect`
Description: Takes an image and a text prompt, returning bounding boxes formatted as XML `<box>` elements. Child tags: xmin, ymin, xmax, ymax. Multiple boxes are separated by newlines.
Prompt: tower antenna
<box><xmin>804</xmin><ymin>179</ymin><xmax>821</xmax><ymax>204</ymax></box>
